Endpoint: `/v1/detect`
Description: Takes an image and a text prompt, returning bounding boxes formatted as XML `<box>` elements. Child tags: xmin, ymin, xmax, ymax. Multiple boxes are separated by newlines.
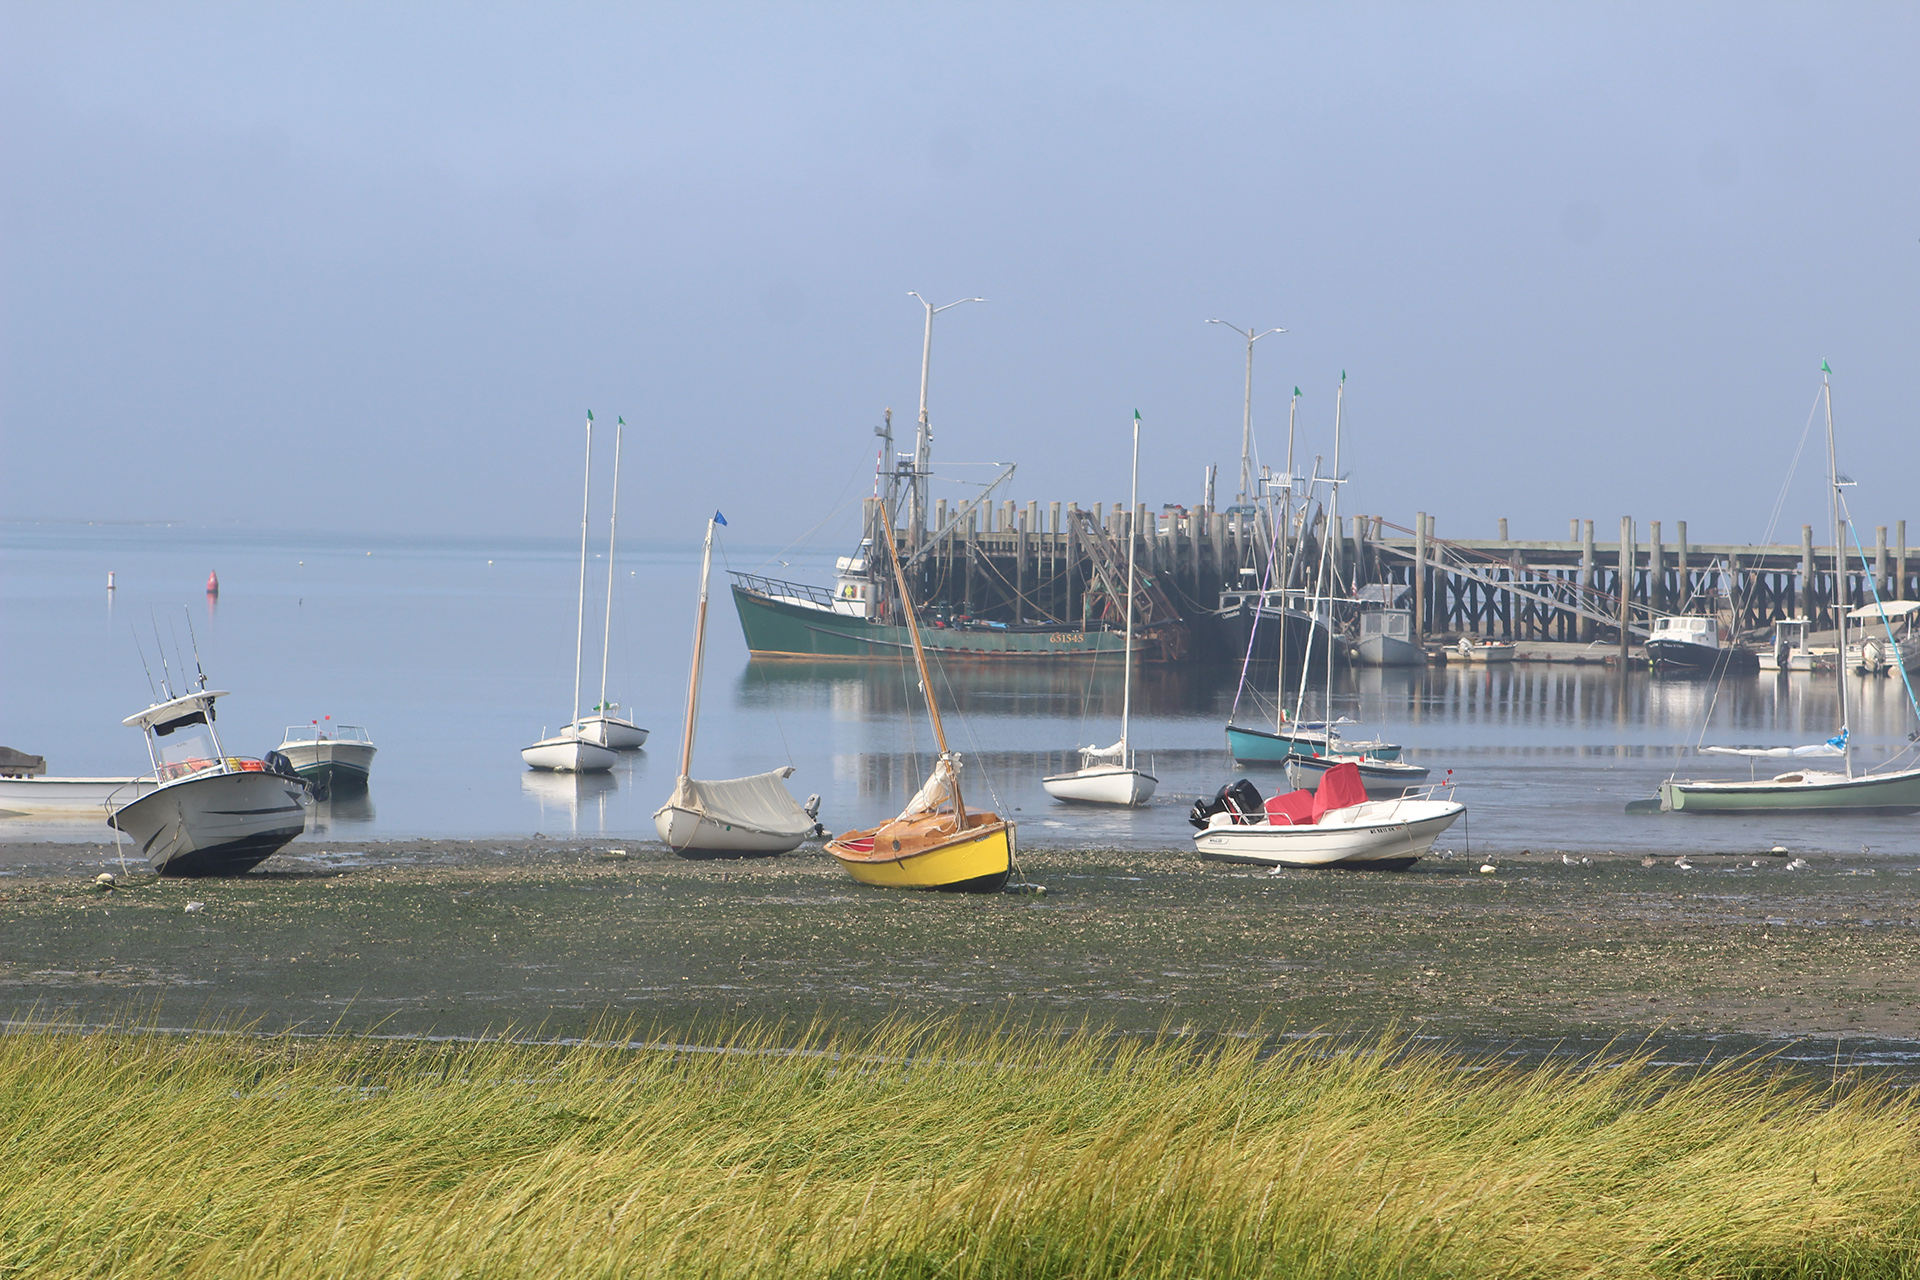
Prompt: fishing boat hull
<box><xmin>1193</xmin><ymin>798</ymin><xmax>1462</xmax><ymax>870</ymax></box>
<box><xmin>1040</xmin><ymin>764</ymin><xmax>1157</xmax><ymax>806</ymax></box>
<box><xmin>0</xmin><ymin>776</ymin><xmax>140</xmax><ymax>816</ymax></box>
<box><xmin>1659</xmin><ymin>766</ymin><xmax>1920</xmax><ymax>814</ymax></box>
<box><xmin>1225</xmin><ymin>723</ymin><xmax>1402</xmax><ymax>765</ymax></box>
<box><xmin>731</xmin><ymin>582</ymin><xmax>1175</xmax><ymax>662</ymax></box>
<box><xmin>1354</xmin><ymin>634</ymin><xmax>1426</xmax><ymax>667</ymax></box>
<box><xmin>827</xmin><ymin>814</ymin><xmax>1013</xmax><ymax>892</ymax></box>
<box><xmin>274</xmin><ymin>740</ymin><xmax>377</xmax><ymax>792</ymax></box>
<box><xmin>652</xmin><ymin>802</ymin><xmax>808</xmax><ymax>856</ymax></box>
<box><xmin>573</xmin><ymin>715</ymin><xmax>650</xmax><ymax>749</ymax></box>
<box><xmin>1285</xmin><ymin>756</ymin><xmax>1430</xmax><ymax>798</ymax></box>
<box><xmin>521</xmin><ymin>735</ymin><xmax>618</xmax><ymax>772</ymax></box>
<box><xmin>108</xmin><ymin>770</ymin><xmax>309</xmax><ymax>876</ymax></box>
<box><xmin>1647</xmin><ymin>638</ymin><xmax>1759</xmax><ymax>673</ymax></box>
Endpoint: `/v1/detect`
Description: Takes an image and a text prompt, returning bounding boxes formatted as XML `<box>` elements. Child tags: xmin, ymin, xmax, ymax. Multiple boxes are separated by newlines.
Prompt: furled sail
<box><xmin>899</xmin><ymin>754</ymin><xmax>960</xmax><ymax>819</ymax></box>
<box><xmin>1701</xmin><ymin>728</ymin><xmax>1847</xmax><ymax>759</ymax></box>
<box><xmin>664</xmin><ymin>767</ymin><xmax>816</xmax><ymax>837</ymax></box>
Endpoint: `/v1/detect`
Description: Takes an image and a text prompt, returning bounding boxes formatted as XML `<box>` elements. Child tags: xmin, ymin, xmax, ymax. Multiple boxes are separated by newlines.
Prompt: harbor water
<box><xmin>6</xmin><ymin>521</ymin><xmax>1920</xmax><ymax>864</ymax></box>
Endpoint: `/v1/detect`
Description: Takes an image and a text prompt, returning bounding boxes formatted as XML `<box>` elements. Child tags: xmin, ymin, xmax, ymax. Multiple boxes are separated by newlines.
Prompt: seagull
<box><xmin>1787</xmin><ymin>857</ymin><xmax>1809</xmax><ymax>871</ymax></box>
<box><xmin>1674</xmin><ymin>856</ymin><xmax>1693</xmax><ymax>870</ymax></box>
<box><xmin>1478</xmin><ymin>863</ymin><xmax>1497</xmax><ymax>874</ymax></box>
<box><xmin>1563</xmin><ymin>853</ymin><xmax>1579</xmax><ymax>865</ymax></box>
<box><xmin>1581</xmin><ymin>856</ymin><xmax>1592</xmax><ymax>867</ymax></box>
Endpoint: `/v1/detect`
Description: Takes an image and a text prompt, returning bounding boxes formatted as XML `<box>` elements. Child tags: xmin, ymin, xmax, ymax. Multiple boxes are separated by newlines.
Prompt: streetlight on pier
<box><xmin>1206</xmin><ymin>319</ymin><xmax>1286</xmax><ymax>508</ymax></box>
<box><xmin>905</xmin><ymin>292</ymin><xmax>986</xmax><ymax>554</ymax></box>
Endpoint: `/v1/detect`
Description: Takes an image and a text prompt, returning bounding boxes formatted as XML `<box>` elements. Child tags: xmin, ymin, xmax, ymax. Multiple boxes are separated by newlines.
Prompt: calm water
<box><xmin>7</xmin><ymin>521</ymin><xmax>1920</xmax><ymax>859</ymax></box>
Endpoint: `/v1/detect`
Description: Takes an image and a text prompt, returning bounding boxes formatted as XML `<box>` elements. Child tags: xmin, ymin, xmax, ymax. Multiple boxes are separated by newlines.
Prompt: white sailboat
<box><xmin>654</xmin><ymin>512</ymin><xmax>820</xmax><ymax>855</ymax></box>
<box><xmin>572</xmin><ymin>414</ymin><xmax>649</xmax><ymax>750</ymax></box>
<box><xmin>1043</xmin><ymin>411</ymin><xmax>1158</xmax><ymax>807</ymax></box>
<box><xmin>1660</xmin><ymin>364</ymin><xmax>1920</xmax><ymax>814</ymax></box>
<box><xmin>523</xmin><ymin>411</ymin><xmax>618</xmax><ymax>773</ymax></box>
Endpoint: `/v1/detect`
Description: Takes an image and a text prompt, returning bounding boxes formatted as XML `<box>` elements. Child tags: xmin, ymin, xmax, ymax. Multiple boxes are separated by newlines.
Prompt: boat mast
<box><xmin>1121</xmin><ymin>410</ymin><xmax>1141</xmax><ymax>765</ymax></box>
<box><xmin>906</xmin><ymin>292</ymin><xmax>985</xmax><ymax>559</ymax></box>
<box><xmin>678</xmin><ymin>515</ymin><xmax>719</xmax><ymax>780</ymax></box>
<box><xmin>1824</xmin><ymin>364</ymin><xmax>1851</xmax><ymax>778</ymax></box>
<box><xmin>598</xmin><ymin>415</ymin><xmax>623</xmax><ymax>721</ymax></box>
<box><xmin>572</xmin><ymin>411</ymin><xmax>594</xmax><ymax>733</ymax></box>
<box><xmin>1323</xmin><ymin>375</ymin><xmax>1346</xmax><ymax>744</ymax></box>
<box><xmin>1274</xmin><ymin>389</ymin><xmax>1299</xmax><ymax>730</ymax></box>
<box><xmin>880</xmin><ymin>498</ymin><xmax>965</xmax><ymax>827</ymax></box>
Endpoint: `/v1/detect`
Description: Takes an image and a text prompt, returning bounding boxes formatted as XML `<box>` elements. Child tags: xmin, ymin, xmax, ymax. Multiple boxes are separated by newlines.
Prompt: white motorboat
<box><xmin>1285</xmin><ymin>752</ymin><xmax>1431</xmax><ymax>798</ymax></box>
<box><xmin>1757</xmin><ymin>618</ymin><xmax>1833</xmax><ymax>673</ymax></box>
<box><xmin>0</xmin><ymin>775</ymin><xmax>139</xmax><ymax>816</ymax></box>
<box><xmin>108</xmin><ymin>687</ymin><xmax>309</xmax><ymax>875</ymax></box>
<box><xmin>1043</xmin><ymin>411</ymin><xmax>1158</xmax><ymax>807</ymax></box>
<box><xmin>1192</xmin><ymin>762</ymin><xmax>1463</xmax><ymax>870</ymax></box>
<box><xmin>1454</xmin><ymin>637</ymin><xmax>1516</xmax><ymax>664</ymax></box>
<box><xmin>575</xmin><ymin>413</ymin><xmax>649</xmax><ymax>750</ymax></box>
<box><xmin>524</xmin><ymin>411</ymin><xmax>617</xmax><ymax>773</ymax></box>
<box><xmin>654</xmin><ymin>512</ymin><xmax>820</xmax><ymax>856</ymax></box>
<box><xmin>275</xmin><ymin>720</ymin><xmax>377</xmax><ymax>792</ymax></box>
<box><xmin>1354</xmin><ymin>606</ymin><xmax>1425</xmax><ymax>667</ymax></box>
<box><xmin>1845</xmin><ymin>600</ymin><xmax>1920</xmax><ymax>675</ymax></box>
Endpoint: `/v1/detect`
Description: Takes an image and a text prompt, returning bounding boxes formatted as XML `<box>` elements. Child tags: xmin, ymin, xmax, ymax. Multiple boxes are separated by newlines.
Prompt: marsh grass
<box><xmin>3</xmin><ymin>1016</ymin><xmax>1917</xmax><ymax>1279</ymax></box>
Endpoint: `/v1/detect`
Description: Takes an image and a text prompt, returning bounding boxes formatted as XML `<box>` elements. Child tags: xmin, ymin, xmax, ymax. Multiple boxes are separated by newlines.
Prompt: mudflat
<box><xmin>4</xmin><ymin>838</ymin><xmax>1918</xmax><ymax>1065</ymax></box>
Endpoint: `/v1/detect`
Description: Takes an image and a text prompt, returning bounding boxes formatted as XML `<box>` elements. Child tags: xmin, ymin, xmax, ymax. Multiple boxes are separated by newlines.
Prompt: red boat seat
<box><xmin>1263</xmin><ymin>789</ymin><xmax>1317</xmax><ymax>826</ymax></box>
<box><xmin>1311</xmin><ymin>761</ymin><xmax>1370</xmax><ymax>820</ymax></box>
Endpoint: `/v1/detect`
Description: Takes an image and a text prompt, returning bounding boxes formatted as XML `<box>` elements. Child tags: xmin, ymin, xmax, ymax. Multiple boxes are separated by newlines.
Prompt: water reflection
<box><xmin>309</xmin><ymin>789</ymin><xmax>377</xmax><ymax>833</ymax></box>
<box><xmin>521</xmin><ymin>770</ymin><xmax>620</xmax><ymax>836</ymax></box>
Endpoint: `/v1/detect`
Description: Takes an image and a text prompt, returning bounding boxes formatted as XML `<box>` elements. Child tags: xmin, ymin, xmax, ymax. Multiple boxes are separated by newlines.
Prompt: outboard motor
<box><xmin>1188</xmin><ymin>778</ymin><xmax>1262</xmax><ymax>829</ymax></box>
<box><xmin>265</xmin><ymin>750</ymin><xmax>298</xmax><ymax>779</ymax></box>
<box><xmin>803</xmin><ymin>793</ymin><xmax>826</xmax><ymax>838</ymax></box>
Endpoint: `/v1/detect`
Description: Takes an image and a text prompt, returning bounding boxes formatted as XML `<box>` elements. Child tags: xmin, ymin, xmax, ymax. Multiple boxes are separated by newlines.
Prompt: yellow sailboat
<box><xmin>826</xmin><ymin>503</ymin><xmax>1015</xmax><ymax>892</ymax></box>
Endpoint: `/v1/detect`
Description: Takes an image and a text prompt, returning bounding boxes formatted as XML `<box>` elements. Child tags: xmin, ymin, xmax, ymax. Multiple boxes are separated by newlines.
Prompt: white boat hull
<box><xmin>652</xmin><ymin>802</ymin><xmax>808</xmax><ymax>855</ymax></box>
<box><xmin>521</xmin><ymin>735</ymin><xmax>618</xmax><ymax>772</ymax></box>
<box><xmin>273</xmin><ymin>740</ymin><xmax>378</xmax><ymax>787</ymax></box>
<box><xmin>1040</xmin><ymin>764</ymin><xmax>1158</xmax><ymax>806</ymax></box>
<box><xmin>573</xmin><ymin>715</ymin><xmax>649</xmax><ymax>749</ymax></box>
<box><xmin>1193</xmin><ymin>797</ymin><xmax>1463</xmax><ymax>869</ymax></box>
<box><xmin>1355</xmin><ymin>634</ymin><xmax>1426</xmax><ymax>667</ymax></box>
<box><xmin>1285</xmin><ymin>756</ymin><xmax>1430</xmax><ymax>798</ymax></box>
<box><xmin>0</xmin><ymin>776</ymin><xmax>141</xmax><ymax>815</ymax></box>
<box><xmin>108</xmin><ymin>770</ymin><xmax>309</xmax><ymax>875</ymax></box>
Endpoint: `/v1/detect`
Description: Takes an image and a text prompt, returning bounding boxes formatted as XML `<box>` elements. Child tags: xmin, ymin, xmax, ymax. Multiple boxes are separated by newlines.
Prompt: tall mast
<box><xmin>1121</xmin><ymin>410</ymin><xmax>1141</xmax><ymax>761</ymax></box>
<box><xmin>1324</xmin><ymin>375</ymin><xmax>1346</xmax><ymax>740</ymax></box>
<box><xmin>880</xmin><ymin>498</ymin><xmax>965</xmax><ymax>827</ymax></box>
<box><xmin>678</xmin><ymin>515</ymin><xmax>719</xmax><ymax>780</ymax></box>
<box><xmin>906</xmin><ymin>292</ymin><xmax>985</xmax><ymax>558</ymax></box>
<box><xmin>1824</xmin><ymin>364</ymin><xmax>1851</xmax><ymax>777</ymax></box>
<box><xmin>572</xmin><ymin>411</ymin><xmax>594</xmax><ymax>730</ymax></box>
<box><xmin>598</xmin><ymin>415</ymin><xmax>624</xmax><ymax>719</ymax></box>
<box><xmin>1275</xmin><ymin>390</ymin><xmax>1299</xmax><ymax>729</ymax></box>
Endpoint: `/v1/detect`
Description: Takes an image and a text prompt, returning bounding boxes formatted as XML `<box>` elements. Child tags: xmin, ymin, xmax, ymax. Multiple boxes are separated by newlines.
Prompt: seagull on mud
<box><xmin>1674</xmin><ymin>856</ymin><xmax>1694</xmax><ymax>870</ymax></box>
<box><xmin>1787</xmin><ymin>857</ymin><xmax>1809</xmax><ymax>871</ymax></box>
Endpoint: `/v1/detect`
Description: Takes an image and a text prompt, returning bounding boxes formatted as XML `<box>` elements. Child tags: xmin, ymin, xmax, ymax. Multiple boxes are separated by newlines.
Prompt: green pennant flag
<box><xmin>1133</xmin><ymin>409</ymin><xmax>1140</xmax><ymax>419</ymax></box>
<box><xmin>1821</xmin><ymin>360</ymin><xmax>1832</xmax><ymax>373</ymax></box>
<box><xmin>1293</xmin><ymin>387</ymin><xmax>1301</xmax><ymax>397</ymax></box>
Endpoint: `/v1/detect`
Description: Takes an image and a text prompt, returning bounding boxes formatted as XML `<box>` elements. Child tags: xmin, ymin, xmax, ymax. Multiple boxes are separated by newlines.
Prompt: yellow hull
<box><xmin>827</xmin><ymin>816</ymin><xmax>1013</xmax><ymax>892</ymax></box>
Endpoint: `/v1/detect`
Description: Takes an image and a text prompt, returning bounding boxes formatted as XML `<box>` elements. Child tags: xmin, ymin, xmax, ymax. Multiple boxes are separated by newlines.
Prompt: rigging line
<box><xmin>753</xmin><ymin>453</ymin><xmax>871</xmax><ymax>572</ymax></box>
<box><xmin>931</xmin><ymin>651</ymin><xmax>1007</xmax><ymax>815</ymax></box>
<box><xmin>1228</xmin><ymin>502</ymin><xmax>1286</xmax><ymax>724</ymax></box>
<box><xmin>1841</xmin><ymin>507</ymin><xmax>1920</xmax><ymax>759</ymax></box>
<box><xmin>718</xmin><ymin>537</ymin><xmax>797</xmax><ymax>766</ymax></box>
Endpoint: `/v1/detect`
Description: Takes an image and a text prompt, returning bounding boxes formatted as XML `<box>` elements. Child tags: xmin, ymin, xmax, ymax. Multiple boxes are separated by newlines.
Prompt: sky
<box><xmin>4</xmin><ymin>3</ymin><xmax>1917</xmax><ymax>551</ymax></box>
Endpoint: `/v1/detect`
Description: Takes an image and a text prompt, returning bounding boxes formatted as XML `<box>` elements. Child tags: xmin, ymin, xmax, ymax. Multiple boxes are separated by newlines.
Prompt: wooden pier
<box><xmin>878</xmin><ymin>495</ymin><xmax>1914</xmax><ymax>652</ymax></box>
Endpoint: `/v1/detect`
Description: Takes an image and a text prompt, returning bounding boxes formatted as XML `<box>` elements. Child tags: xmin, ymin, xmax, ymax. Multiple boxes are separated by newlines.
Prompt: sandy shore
<box><xmin>4</xmin><ymin>837</ymin><xmax>1918</xmax><ymax>1068</ymax></box>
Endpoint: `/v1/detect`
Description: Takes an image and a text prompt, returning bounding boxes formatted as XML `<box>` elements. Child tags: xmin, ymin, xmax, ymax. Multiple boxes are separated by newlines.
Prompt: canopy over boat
<box><xmin>124</xmin><ymin>691</ymin><xmax>228</xmax><ymax>732</ymax></box>
<box><xmin>1846</xmin><ymin>600</ymin><xmax>1920</xmax><ymax>621</ymax></box>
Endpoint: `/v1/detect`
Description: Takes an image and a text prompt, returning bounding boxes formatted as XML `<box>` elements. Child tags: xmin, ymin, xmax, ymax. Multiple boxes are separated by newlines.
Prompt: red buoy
<box><xmin>206</xmin><ymin>570</ymin><xmax>219</xmax><ymax>595</ymax></box>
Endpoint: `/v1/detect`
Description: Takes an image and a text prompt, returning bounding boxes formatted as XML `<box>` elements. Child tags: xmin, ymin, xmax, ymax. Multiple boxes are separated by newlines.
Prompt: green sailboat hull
<box><xmin>731</xmin><ymin>585</ymin><xmax>1166</xmax><ymax>662</ymax></box>
<box><xmin>1660</xmin><ymin>766</ymin><xmax>1920</xmax><ymax>814</ymax></box>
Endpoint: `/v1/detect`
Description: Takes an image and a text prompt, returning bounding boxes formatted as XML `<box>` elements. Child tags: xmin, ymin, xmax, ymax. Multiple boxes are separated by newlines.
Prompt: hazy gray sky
<box><xmin>4</xmin><ymin>3</ymin><xmax>1916</xmax><ymax>548</ymax></box>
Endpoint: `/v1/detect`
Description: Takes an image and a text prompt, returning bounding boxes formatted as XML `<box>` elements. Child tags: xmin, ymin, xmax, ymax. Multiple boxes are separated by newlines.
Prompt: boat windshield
<box><xmin>151</xmin><ymin>722</ymin><xmax>224</xmax><ymax>781</ymax></box>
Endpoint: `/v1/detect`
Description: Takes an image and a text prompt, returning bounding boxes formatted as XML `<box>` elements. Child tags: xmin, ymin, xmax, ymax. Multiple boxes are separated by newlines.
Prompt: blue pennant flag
<box><xmin>714</xmin><ymin>511</ymin><xmax>728</xmax><ymax>526</ymax></box>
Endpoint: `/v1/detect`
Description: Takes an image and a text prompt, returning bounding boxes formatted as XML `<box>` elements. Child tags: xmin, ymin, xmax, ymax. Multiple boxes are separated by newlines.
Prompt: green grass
<box><xmin>3</xmin><ymin>1017</ymin><xmax>1917</xmax><ymax>1278</ymax></box>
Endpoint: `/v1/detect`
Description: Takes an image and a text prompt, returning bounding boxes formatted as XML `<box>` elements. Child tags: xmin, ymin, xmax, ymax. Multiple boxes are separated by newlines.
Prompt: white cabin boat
<box><xmin>109</xmin><ymin>689</ymin><xmax>309</xmax><ymax>875</ymax></box>
<box><xmin>275</xmin><ymin>721</ymin><xmax>377</xmax><ymax>792</ymax></box>
<box><xmin>1845</xmin><ymin>600</ymin><xmax>1920</xmax><ymax>675</ymax></box>
<box><xmin>1353</xmin><ymin>607</ymin><xmax>1424</xmax><ymax>667</ymax></box>
<box><xmin>1757</xmin><ymin>618</ymin><xmax>1833</xmax><ymax>672</ymax></box>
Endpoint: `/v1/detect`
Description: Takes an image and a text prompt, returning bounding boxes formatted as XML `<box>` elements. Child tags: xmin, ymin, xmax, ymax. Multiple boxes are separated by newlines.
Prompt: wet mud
<box><xmin>4</xmin><ymin>838</ymin><xmax>1919</xmax><ymax>1073</ymax></box>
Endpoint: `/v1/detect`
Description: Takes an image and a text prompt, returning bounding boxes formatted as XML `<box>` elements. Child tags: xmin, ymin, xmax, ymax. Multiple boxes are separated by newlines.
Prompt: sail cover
<box><xmin>1701</xmin><ymin>729</ymin><xmax>1847</xmax><ymax>759</ymax></box>
<box><xmin>666</xmin><ymin>767</ymin><xmax>814</xmax><ymax>837</ymax></box>
<box><xmin>899</xmin><ymin>754</ymin><xmax>960</xmax><ymax>819</ymax></box>
<box><xmin>1079</xmin><ymin>740</ymin><xmax>1126</xmax><ymax>766</ymax></box>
